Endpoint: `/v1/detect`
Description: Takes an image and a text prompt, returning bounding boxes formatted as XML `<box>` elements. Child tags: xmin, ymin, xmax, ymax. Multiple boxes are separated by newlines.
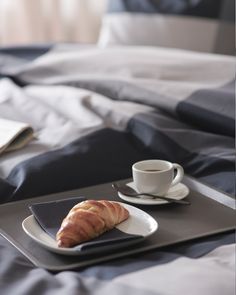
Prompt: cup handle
<box><xmin>171</xmin><ymin>163</ymin><xmax>184</xmax><ymax>187</ymax></box>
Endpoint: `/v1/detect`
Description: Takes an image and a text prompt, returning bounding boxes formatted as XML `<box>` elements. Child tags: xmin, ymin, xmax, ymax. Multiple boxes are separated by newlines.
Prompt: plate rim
<box><xmin>22</xmin><ymin>201</ymin><xmax>158</xmax><ymax>256</ymax></box>
<box><xmin>118</xmin><ymin>182</ymin><xmax>189</xmax><ymax>205</ymax></box>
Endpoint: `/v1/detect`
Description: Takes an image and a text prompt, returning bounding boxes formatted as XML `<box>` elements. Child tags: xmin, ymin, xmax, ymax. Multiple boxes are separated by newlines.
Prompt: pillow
<box><xmin>98</xmin><ymin>0</ymin><xmax>235</xmax><ymax>55</ymax></box>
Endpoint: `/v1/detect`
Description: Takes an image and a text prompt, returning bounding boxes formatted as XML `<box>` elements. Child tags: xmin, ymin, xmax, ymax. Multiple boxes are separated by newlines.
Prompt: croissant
<box><xmin>56</xmin><ymin>200</ymin><xmax>129</xmax><ymax>248</ymax></box>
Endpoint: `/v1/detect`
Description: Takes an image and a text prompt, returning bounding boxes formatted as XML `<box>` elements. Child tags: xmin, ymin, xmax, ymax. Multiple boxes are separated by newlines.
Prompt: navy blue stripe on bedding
<box><xmin>107</xmin><ymin>0</ymin><xmax>223</xmax><ymax>19</ymax></box>
<box><xmin>0</xmin><ymin>45</ymin><xmax>52</xmax><ymax>61</ymax></box>
<box><xmin>177</xmin><ymin>101</ymin><xmax>235</xmax><ymax>137</ymax></box>
<box><xmin>176</xmin><ymin>81</ymin><xmax>235</xmax><ymax>137</ymax></box>
<box><xmin>1</xmin><ymin>128</ymin><xmax>152</xmax><ymax>204</ymax></box>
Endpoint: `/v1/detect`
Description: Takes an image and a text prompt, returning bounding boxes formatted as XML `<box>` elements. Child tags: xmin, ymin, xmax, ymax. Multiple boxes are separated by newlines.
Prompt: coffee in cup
<box><xmin>132</xmin><ymin>159</ymin><xmax>184</xmax><ymax>196</ymax></box>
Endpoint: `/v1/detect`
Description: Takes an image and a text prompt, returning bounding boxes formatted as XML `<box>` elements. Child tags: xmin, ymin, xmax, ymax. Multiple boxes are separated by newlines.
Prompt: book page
<box><xmin>0</xmin><ymin>118</ymin><xmax>34</xmax><ymax>154</ymax></box>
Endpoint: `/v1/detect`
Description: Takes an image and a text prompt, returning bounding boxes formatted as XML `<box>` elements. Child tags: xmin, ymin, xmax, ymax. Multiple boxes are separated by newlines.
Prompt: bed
<box><xmin>0</xmin><ymin>42</ymin><xmax>235</xmax><ymax>295</ymax></box>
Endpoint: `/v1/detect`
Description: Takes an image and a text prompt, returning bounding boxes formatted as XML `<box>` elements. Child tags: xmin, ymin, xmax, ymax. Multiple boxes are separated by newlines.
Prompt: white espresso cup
<box><xmin>132</xmin><ymin>159</ymin><xmax>184</xmax><ymax>196</ymax></box>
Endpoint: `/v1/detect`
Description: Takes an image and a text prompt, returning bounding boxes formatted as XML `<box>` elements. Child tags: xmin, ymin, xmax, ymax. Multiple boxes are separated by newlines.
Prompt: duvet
<box><xmin>0</xmin><ymin>45</ymin><xmax>235</xmax><ymax>202</ymax></box>
<box><xmin>0</xmin><ymin>45</ymin><xmax>235</xmax><ymax>295</ymax></box>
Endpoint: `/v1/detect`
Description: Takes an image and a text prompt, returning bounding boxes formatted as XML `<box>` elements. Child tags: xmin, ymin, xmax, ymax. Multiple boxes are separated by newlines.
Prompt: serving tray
<box><xmin>0</xmin><ymin>176</ymin><xmax>235</xmax><ymax>271</ymax></box>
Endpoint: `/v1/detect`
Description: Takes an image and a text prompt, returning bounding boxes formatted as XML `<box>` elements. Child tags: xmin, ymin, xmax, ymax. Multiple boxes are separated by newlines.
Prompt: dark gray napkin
<box><xmin>29</xmin><ymin>197</ymin><xmax>142</xmax><ymax>251</ymax></box>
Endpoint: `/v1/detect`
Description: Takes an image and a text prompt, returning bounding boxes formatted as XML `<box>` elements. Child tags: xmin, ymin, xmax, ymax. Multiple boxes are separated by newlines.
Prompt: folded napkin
<box><xmin>29</xmin><ymin>197</ymin><xmax>142</xmax><ymax>251</ymax></box>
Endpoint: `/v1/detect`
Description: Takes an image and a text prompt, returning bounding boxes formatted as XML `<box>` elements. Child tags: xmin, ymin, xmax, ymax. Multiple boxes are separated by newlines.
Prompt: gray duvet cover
<box><xmin>0</xmin><ymin>45</ymin><xmax>235</xmax><ymax>295</ymax></box>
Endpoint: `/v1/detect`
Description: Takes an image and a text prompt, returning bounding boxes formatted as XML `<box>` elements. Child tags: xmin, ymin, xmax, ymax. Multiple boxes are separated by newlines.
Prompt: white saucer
<box><xmin>118</xmin><ymin>182</ymin><xmax>189</xmax><ymax>205</ymax></box>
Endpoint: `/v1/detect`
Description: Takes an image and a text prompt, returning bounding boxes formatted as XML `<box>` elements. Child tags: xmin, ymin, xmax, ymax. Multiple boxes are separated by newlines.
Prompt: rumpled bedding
<box><xmin>0</xmin><ymin>45</ymin><xmax>235</xmax><ymax>295</ymax></box>
<box><xmin>0</xmin><ymin>45</ymin><xmax>235</xmax><ymax>203</ymax></box>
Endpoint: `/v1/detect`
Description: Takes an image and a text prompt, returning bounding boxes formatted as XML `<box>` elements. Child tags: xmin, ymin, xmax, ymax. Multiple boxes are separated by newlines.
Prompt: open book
<box><xmin>0</xmin><ymin>118</ymin><xmax>34</xmax><ymax>155</ymax></box>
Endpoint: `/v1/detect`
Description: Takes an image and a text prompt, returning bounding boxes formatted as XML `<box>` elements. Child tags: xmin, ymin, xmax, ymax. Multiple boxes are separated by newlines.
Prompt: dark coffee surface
<box><xmin>143</xmin><ymin>169</ymin><xmax>161</xmax><ymax>172</ymax></box>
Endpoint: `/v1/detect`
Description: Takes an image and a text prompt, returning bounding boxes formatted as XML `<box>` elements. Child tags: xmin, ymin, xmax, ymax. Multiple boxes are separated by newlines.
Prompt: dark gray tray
<box><xmin>0</xmin><ymin>177</ymin><xmax>235</xmax><ymax>271</ymax></box>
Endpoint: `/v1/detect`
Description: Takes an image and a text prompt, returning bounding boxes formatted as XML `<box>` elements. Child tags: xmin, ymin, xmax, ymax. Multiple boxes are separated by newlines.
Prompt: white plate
<box><xmin>118</xmin><ymin>182</ymin><xmax>189</xmax><ymax>205</ymax></box>
<box><xmin>22</xmin><ymin>202</ymin><xmax>158</xmax><ymax>256</ymax></box>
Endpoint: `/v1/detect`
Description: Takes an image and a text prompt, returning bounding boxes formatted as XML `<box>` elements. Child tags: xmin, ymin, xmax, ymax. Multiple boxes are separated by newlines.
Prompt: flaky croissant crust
<box><xmin>56</xmin><ymin>200</ymin><xmax>129</xmax><ymax>248</ymax></box>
